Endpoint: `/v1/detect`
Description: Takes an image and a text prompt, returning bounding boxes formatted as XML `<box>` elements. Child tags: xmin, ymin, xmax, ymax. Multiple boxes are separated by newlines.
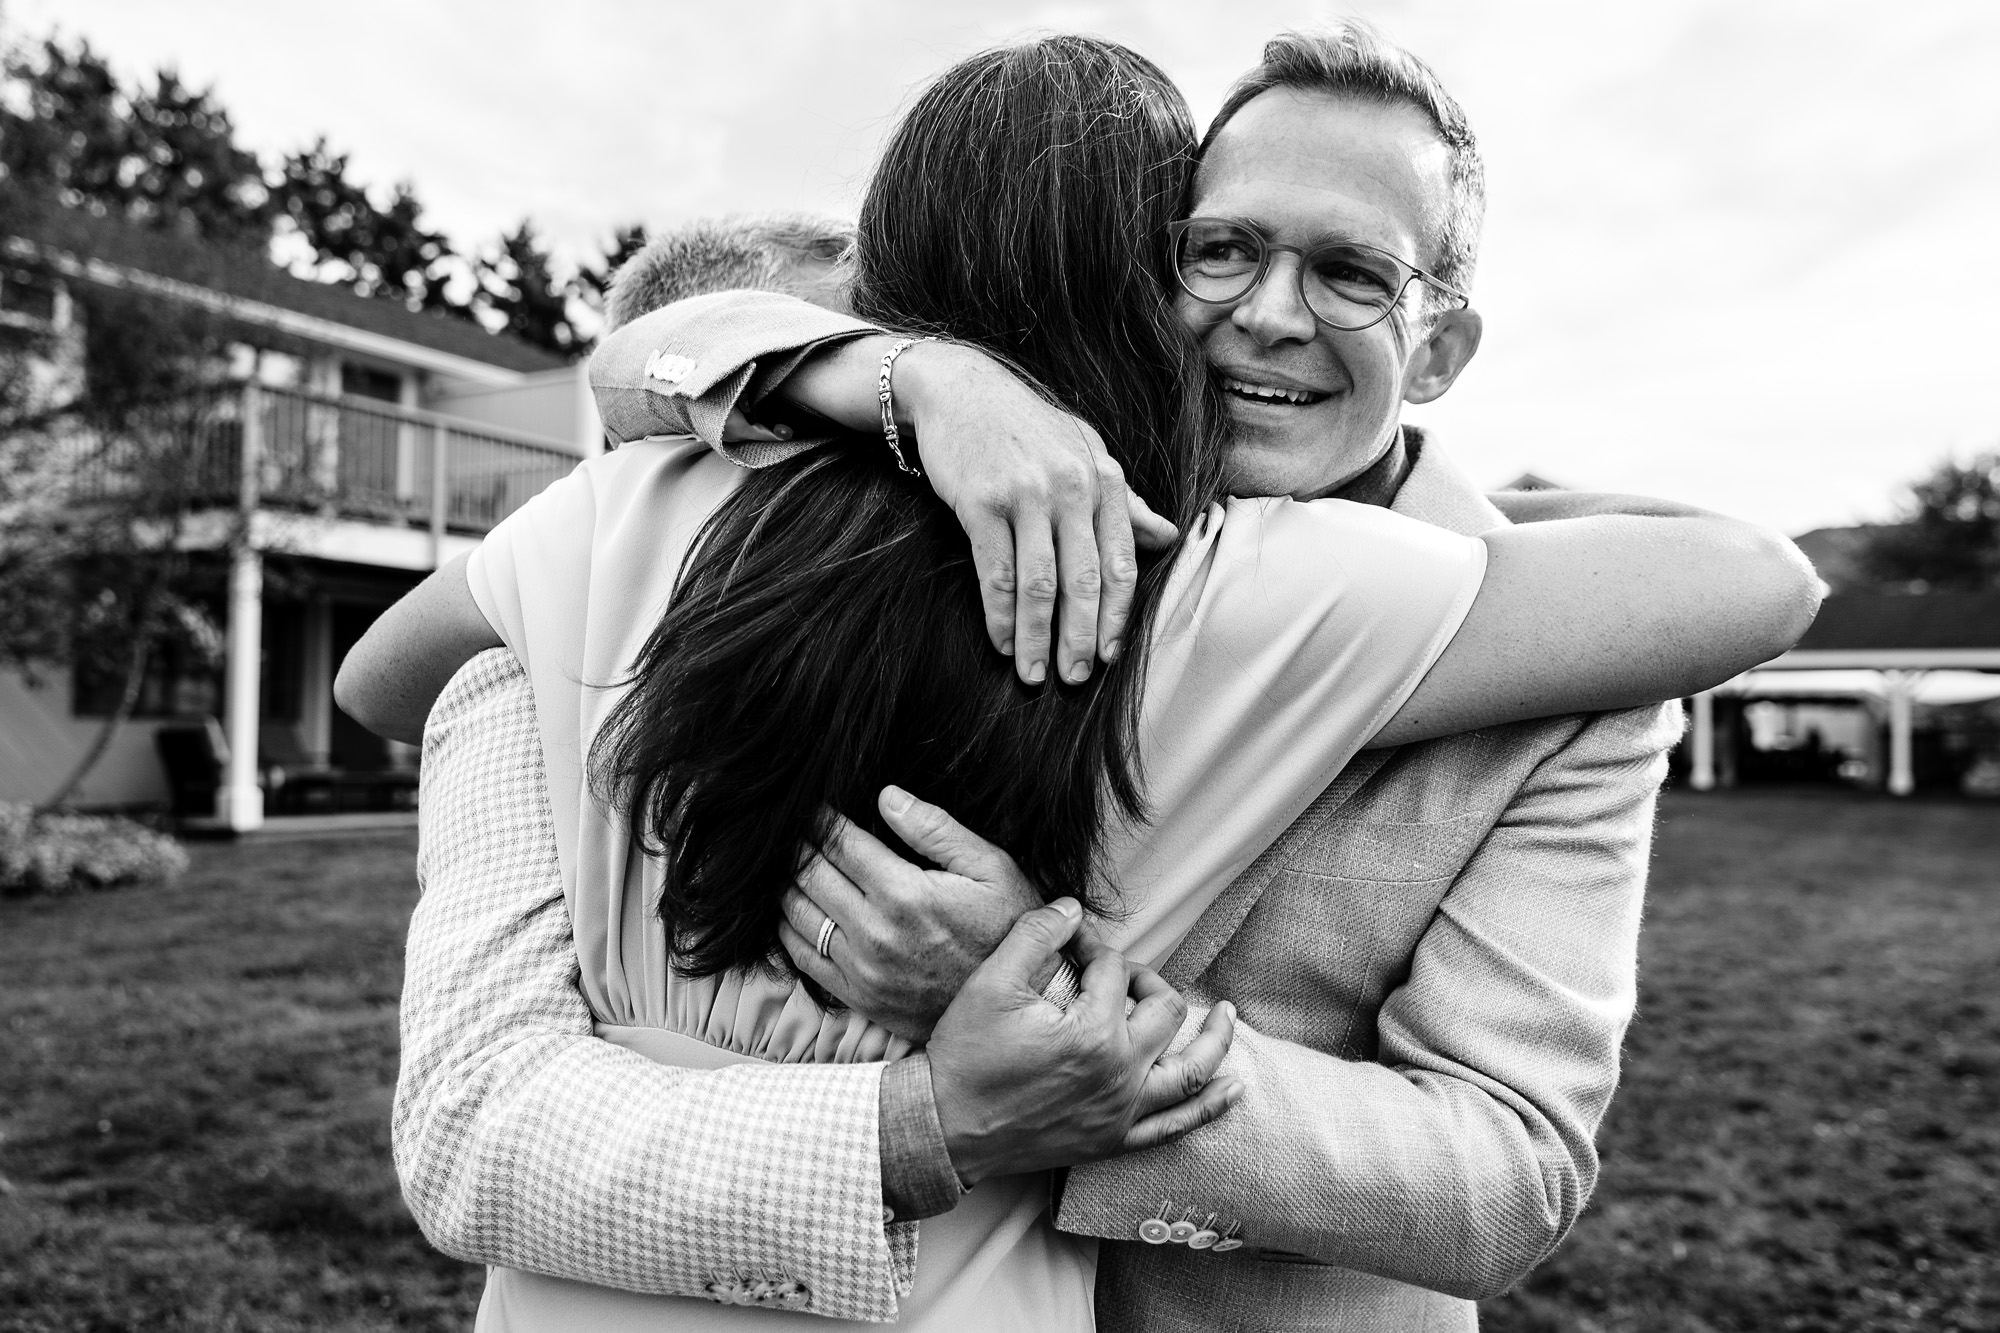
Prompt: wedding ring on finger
<box><xmin>814</xmin><ymin>916</ymin><xmax>839</xmax><ymax>960</ymax></box>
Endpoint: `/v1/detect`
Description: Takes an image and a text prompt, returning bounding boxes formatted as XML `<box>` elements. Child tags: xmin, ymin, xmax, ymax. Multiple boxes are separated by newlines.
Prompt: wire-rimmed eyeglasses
<box><xmin>1167</xmin><ymin>217</ymin><xmax>1469</xmax><ymax>332</ymax></box>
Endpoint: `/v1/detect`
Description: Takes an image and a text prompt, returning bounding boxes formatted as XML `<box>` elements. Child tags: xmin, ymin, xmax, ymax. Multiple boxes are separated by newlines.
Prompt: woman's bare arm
<box><xmin>1373</xmin><ymin>509</ymin><xmax>1819</xmax><ymax>747</ymax></box>
<box><xmin>1484</xmin><ymin>489</ymin><xmax>1719</xmax><ymax>524</ymax></box>
<box><xmin>332</xmin><ymin>555</ymin><xmax>498</xmax><ymax>745</ymax></box>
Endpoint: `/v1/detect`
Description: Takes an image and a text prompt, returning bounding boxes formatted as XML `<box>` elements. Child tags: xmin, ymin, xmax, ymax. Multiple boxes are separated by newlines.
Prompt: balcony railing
<box><xmin>67</xmin><ymin>381</ymin><xmax>581</xmax><ymax>539</ymax></box>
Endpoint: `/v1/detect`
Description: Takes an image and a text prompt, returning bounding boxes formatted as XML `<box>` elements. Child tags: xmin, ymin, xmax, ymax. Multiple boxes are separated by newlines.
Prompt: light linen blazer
<box><xmin>1055</xmin><ymin>440</ymin><xmax>1683</xmax><ymax>1332</ymax></box>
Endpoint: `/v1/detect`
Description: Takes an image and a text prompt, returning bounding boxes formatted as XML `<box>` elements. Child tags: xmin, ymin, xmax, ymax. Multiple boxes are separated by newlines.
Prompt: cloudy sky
<box><xmin>9</xmin><ymin>0</ymin><xmax>1998</xmax><ymax>534</ymax></box>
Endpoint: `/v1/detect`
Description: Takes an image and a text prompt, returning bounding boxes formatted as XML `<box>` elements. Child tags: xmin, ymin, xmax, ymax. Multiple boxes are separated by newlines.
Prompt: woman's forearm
<box><xmin>769</xmin><ymin>332</ymin><xmax>909</xmax><ymax>431</ymax></box>
<box><xmin>1485</xmin><ymin>489</ymin><xmax>1720</xmax><ymax>524</ymax></box>
<box><xmin>1378</xmin><ymin>512</ymin><xmax>1822</xmax><ymax>746</ymax></box>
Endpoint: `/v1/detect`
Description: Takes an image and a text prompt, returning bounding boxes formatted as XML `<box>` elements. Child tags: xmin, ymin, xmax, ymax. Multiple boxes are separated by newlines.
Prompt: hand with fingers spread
<box><xmin>889</xmin><ymin>341</ymin><xmax>1180</xmax><ymax>686</ymax></box>
<box><xmin>925</xmin><ymin>897</ymin><xmax>1244</xmax><ymax>1187</ymax></box>
<box><xmin>778</xmin><ymin>786</ymin><xmax>1044</xmax><ymax>1041</ymax></box>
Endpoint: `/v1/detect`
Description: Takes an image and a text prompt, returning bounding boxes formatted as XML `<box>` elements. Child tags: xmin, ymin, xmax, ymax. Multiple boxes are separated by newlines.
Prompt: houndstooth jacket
<box><xmin>395</xmin><ymin>649</ymin><xmax>918</xmax><ymax>1323</ymax></box>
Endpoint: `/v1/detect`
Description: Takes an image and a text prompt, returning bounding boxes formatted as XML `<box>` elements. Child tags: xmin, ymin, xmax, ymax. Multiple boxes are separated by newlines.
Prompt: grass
<box><xmin>0</xmin><ymin>791</ymin><xmax>1994</xmax><ymax>1331</ymax></box>
<box><xmin>1482</xmin><ymin>791</ymin><xmax>2000</xmax><ymax>1333</ymax></box>
<box><xmin>0</xmin><ymin>829</ymin><xmax>478</xmax><ymax>1333</ymax></box>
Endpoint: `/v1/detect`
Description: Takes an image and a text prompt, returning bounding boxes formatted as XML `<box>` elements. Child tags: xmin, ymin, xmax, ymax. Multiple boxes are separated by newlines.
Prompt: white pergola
<box><xmin>1687</xmin><ymin>648</ymin><xmax>2000</xmax><ymax>796</ymax></box>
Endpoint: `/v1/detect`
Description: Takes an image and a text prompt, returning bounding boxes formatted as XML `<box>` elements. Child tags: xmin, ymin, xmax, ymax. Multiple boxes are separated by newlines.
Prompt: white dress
<box><xmin>451</xmin><ymin>436</ymin><xmax>1486</xmax><ymax>1328</ymax></box>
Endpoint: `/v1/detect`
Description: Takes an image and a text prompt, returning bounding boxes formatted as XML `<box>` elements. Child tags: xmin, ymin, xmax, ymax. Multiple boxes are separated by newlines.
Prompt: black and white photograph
<box><xmin>1</xmin><ymin>2</ymin><xmax>1995</xmax><ymax>1329</ymax></box>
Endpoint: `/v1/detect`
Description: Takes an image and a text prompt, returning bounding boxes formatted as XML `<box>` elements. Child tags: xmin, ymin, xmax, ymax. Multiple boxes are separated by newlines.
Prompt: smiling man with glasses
<box><xmin>1174</xmin><ymin>54</ymin><xmax>1487</xmax><ymax>506</ymax></box>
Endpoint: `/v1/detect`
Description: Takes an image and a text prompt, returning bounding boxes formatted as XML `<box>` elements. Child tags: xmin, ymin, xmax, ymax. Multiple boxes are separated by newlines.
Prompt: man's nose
<box><xmin>1230</xmin><ymin>253</ymin><xmax>1318</xmax><ymax>347</ymax></box>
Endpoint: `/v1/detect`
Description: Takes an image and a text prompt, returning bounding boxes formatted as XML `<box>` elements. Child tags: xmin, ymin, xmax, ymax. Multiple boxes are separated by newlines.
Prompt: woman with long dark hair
<box><xmin>584</xmin><ymin>38</ymin><xmax>1227</xmax><ymax>991</ymax></box>
<box><xmin>347</xmin><ymin>33</ymin><xmax>1815</xmax><ymax>1331</ymax></box>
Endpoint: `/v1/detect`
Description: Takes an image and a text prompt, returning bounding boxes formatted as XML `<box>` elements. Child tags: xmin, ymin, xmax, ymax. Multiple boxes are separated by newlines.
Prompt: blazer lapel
<box><xmin>1160</xmin><ymin>428</ymin><xmax>1502</xmax><ymax>990</ymax></box>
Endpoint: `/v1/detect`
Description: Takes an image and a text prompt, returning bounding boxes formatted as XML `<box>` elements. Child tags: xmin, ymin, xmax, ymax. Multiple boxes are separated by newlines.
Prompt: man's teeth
<box><xmin>1223</xmin><ymin>378</ymin><xmax>1323</xmax><ymax>405</ymax></box>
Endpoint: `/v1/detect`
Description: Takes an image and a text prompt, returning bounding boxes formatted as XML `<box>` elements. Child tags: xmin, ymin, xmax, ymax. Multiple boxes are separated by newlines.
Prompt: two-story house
<box><xmin>1</xmin><ymin>191</ymin><xmax>600</xmax><ymax>829</ymax></box>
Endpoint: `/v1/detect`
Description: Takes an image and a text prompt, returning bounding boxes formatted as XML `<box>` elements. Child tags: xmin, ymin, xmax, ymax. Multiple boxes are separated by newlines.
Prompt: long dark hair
<box><xmin>592</xmin><ymin>36</ymin><xmax>1226</xmax><ymax>981</ymax></box>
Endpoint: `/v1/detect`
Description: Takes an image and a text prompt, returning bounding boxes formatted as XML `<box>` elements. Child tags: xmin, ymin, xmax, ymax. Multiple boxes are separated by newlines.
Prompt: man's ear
<box><xmin>1402</xmin><ymin>306</ymin><xmax>1482</xmax><ymax>405</ymax></box>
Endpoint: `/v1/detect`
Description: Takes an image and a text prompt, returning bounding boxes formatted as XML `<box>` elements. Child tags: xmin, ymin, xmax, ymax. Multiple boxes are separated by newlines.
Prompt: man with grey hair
<box><xmin>602</xmin><ymin>212</ymin><xmax>853</xmax><ymax>330</ymax></box>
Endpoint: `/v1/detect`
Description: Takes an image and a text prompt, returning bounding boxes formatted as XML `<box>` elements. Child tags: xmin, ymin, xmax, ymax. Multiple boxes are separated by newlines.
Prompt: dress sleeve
<box><xmin>461</xmin><ymin>457</ymin><xmax>600</xmax><ymax>676</ymax></box>
<box><xmin>1194</xmin><ymin>497</ymin><xmax>1488</xmax><ymax>744</ymax></box>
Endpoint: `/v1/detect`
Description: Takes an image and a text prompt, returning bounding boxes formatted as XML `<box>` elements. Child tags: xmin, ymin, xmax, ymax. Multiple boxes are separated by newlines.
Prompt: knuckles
<box><xmin>1019</xmin><ymin>570</ymin><xmax>1061</xmax><ymax>604</ymax></box>
<box><xmin>1063</xmin><ymin>564</ymin><xmax>1104</xmax><ymax>598</ymax></box>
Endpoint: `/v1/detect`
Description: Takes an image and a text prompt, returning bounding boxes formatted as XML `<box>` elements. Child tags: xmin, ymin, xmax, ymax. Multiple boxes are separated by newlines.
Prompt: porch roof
<box><xmin>1766</xmin><ymin>591</ymin><xmax>2000</xmax><ymax>671</ymax></box>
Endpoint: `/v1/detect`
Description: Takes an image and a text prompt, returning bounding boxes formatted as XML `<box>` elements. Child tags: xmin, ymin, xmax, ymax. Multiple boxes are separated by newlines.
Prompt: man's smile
<box><xmin>1218</xmin><ymin>374</ymin><xmax>1333</xmax><ymax>408</ymax></box>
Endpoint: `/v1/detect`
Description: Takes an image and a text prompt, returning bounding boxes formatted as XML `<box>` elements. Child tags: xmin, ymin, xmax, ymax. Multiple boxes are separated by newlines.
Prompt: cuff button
<box><xmin>1167</xmin><ymin>1220</ymin><xmax>1198</xmax><ymax>1244</ymax></box>
<box><xmin>1187</xmin><ymin>1228</ymin><xmax>1220</xmax><ymax>1250</ymax></box>
<box><xmin>1137</xmin><ymin>1218</ymin><xmax>1172</xmax><ymax>1244</ymax></box>
<box><xmin>1211</xmin><ymin>1236</ymin><xmax>1244</xmax><ymax>1253</ymax></box>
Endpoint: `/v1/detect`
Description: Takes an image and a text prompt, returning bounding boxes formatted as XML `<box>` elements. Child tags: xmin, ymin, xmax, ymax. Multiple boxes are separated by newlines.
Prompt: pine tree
<box><xmin>0</xmin><ymin>37</ymin><xmax>269</xmax><ymax>244</ymax></box>
<box><xmin>274</xmin><ymin>139</ymin><xmax>468</xmax><ymax>315</ymax></box>
<box><xmin>478</xmin><ymin>220</ymin><xmax>584</xmax><ymax>357</ymax></box>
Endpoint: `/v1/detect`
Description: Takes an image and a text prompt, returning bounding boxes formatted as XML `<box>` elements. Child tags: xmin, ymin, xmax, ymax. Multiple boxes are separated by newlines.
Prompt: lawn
<box><xmin>0</xmin><ymin>829</ymin><xmax>478</xmax><ymax>1333</ymax></box>
<box><xmin>0</xmin><ymin>791</ymin><xmax>1995</xmax><ymax>1331</ymax></box>
<box><xmin>1482</xmin><ymin>791</ymin><xmax>2000</xmax><ymax>1333</ymax></box>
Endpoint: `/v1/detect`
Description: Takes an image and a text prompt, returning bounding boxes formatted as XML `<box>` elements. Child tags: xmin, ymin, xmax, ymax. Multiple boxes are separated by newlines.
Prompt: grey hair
<box><xmin>1201</xmin><ymin>22</ymin><xmax>1485</xmax><ymax>312</ymax></box>
<box><xmin>604</xmin><ymin>212</ymin><xmax>856</xmax><ymax>330</ymax></box>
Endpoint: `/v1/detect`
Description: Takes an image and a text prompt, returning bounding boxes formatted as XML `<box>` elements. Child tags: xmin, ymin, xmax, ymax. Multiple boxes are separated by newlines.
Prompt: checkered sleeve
<box><xmin>394</xmin><ymin>648</ymin><xmax>919</xmax><ymax>1321</ymax></box>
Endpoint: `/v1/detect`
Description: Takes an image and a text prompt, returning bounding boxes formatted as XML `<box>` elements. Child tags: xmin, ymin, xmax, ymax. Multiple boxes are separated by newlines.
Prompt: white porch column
<box><xmin>218</xmin><ymin>544</ymin><xmax>265</xmax><ymax>831</ymax></box>
<box><xmin>1886</xmin><ymin>670</ymin><xmax>1916</xmax><ymax>797</ymax></box>
<box><xmin>218</xmin><ymin>382</ymin><xmax>266</xmax><ymax>832</ymax></box>
<box><xmin>1689</xmin><ymin>690</ymin><xmax>1716</xmax><ymax>791</ymax></box>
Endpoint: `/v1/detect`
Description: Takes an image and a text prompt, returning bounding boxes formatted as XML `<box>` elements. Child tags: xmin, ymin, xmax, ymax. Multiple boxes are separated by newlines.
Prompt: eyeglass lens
<box><xmin>1174</xmin><ymin>220</ymin><xmax>1413</xmax><ymax>330</ymax></box>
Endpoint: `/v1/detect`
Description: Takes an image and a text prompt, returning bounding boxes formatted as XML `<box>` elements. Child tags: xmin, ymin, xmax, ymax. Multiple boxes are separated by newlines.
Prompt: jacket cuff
<box><xmin>878</xmin><ymin>1053</ymin><xmax>964</xmax><ymax>1222</ymax></box>
<box><xmin>588</xmin><ymin>289</ymin><xmax>881</xmax><ymax>464</ymax></box>
<box><xmin>1054</xmin><ymin>1005</ymin><xmax>1209</xmax><ymax>1240</ymax></box>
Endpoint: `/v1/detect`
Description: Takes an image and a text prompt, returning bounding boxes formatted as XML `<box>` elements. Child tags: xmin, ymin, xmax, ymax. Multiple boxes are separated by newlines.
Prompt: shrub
<box><xmin>0</xmin><ymin>802</ymin><xmax>189</xmax><ymax>896</ymax></box>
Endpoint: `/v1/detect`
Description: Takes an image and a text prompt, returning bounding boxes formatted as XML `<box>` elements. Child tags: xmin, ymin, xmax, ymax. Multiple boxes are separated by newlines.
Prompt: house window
<box><xmin>69</xmin><ymin>599</ymin><xmax>304</xmax><ymax>722</ymax></box>
<box><xmin>0</xmin><ymin>267</ymin><xmax>59</xmax><ymax>327</ymax></box>
<box><xmin>341</xmin><ymin>363</ymin><xmax>403</xmax><ymax>403</ymax></box>
<box><xmin>72</xmin><ymin>635</ymin><xmax>222</xmax><ymax>719</ymax></box>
